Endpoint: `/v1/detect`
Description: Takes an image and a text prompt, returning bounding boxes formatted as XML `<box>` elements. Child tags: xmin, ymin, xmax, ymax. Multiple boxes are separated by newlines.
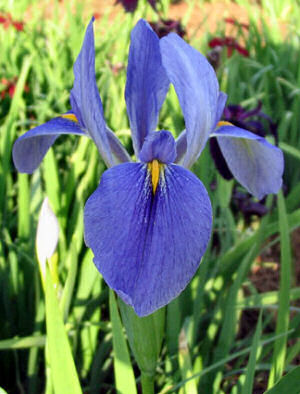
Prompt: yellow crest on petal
<box><xmin>148</xmin><ymin>159</ymin><xmax>162</xmax><ymax>195</ymax></box>
<box><xmin>60</xmin><ymin>113</ymin><xmax>78</xmax><ymax>123</ymax></box>
<box><xmin>217</xmin><ymin>120</ymin><xmax>233</xmax><ymax>127</ymax></box>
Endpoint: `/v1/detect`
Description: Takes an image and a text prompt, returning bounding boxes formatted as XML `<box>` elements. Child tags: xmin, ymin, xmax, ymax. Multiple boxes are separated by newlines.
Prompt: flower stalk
<box><xmin>118</xmin><ymin>299</ymin><xmax>165</xmax><ymax>390</ymax></box>
<box><xmin>141</xmin><ymin>372</ymin><xmax>155</xmax><ymax>394</ymax></box>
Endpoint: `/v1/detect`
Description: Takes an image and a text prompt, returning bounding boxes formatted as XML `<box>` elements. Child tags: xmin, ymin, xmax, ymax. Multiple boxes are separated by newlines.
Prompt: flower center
<box><xmin>148</xmin><ymin>159</ymin><xmax>162</xmax><ymax>195</ymax></box>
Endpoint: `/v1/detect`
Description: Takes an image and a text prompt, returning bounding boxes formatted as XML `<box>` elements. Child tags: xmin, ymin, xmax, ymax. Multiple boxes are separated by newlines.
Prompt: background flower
<box><xmin>0</xmin><ymin>12</ymin><xmax>24</xmax><ymax>31</ymax></box>
<box><xmin>116</xmin><ymin>0</ymin><xmax>157</xmax><ymax>12</ymax></box>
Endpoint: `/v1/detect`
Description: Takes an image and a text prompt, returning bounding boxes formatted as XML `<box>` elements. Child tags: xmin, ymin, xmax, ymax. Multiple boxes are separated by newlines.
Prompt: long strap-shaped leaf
<box><xmin>109</xmin><ymin>290</ymin><xmax>137</xmax><ymax>394</ymax></box>
<box><xmin>268</xmin><ymin>190</ymin><xmax>292</xmax><ymax>387</ymax></box>
<box><xmin>241</xmin><ymin>312</ymin><xmax>263</xmax><ymax>394</ymax></box>
<box><xmin>45</xmin><ymin>267</ymin><xmax>82</xmax><ymax>394</ymax></box>
<box><xmin>265</xmin><ymin>366</ymin><xmax>300</xmax><ymax>394</ymax></box>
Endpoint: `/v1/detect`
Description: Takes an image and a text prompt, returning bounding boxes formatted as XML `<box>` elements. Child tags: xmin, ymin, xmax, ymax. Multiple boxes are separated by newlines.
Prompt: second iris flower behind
<box><xmin>13</xmin><ymin>18</ymin><xmax>283</xmax><ymax>316</ymax></box>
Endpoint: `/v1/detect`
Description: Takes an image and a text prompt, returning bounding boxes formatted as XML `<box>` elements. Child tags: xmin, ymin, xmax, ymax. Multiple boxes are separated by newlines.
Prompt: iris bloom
<box><xmin>13</xmin><ymin>18</ymin><xmax>283</xmax><ymax>316</ymax></box>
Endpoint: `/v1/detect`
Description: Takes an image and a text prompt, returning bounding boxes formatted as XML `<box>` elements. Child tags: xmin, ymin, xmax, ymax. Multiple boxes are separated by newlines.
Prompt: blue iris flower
<box><xmin>13</xmin><ymin>18</ymin><xmax>283</xmax><ymax>316</ymax></box>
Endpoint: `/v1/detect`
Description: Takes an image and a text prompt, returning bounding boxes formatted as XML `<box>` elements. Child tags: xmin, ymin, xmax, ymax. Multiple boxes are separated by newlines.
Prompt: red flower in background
<box><xmin>0</xmin><ymin>12</ymin><xmax>24</xmax><ymax>31</ymax></box>
<box><xmin>0</xmin><ymin>77</ymin><xmax>29</xmax><ymax>99</ymax></box>
<box><xmin>209</xmin><ymin>36</ymin><xmax>249</xmax><ymax>57</ymax></box>
<box><xmin>224</xmin><ymin>17</ymin><xmax>249</xmax><ymax>30</ymax></box>
<box><xmin>208</xmin><ymin>17</ymin><xmax>250</xmax><ymax>59</ymax></box>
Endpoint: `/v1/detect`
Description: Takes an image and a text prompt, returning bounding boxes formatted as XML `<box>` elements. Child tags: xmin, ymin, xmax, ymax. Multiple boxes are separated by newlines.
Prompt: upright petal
<box><xmin>13</xmin><ymin>115</ymin><xmax>85</xmax><ymax>173</ymax></box>
<box><xmin>70</xmin><ymin>17</ymin><xmax>114</xmax><ymax>167</ymax></box>
<box><xmin>160</xmin><ymin>33</ymin><xmax>219</xmax><ymax>168</ymax></box>
<box><xmin>175</xmin><ymin>130</ymin><xmax>187</xmax><ymax>164</ymax></box>
<box><xmin>212</xmin><ymin>125</ymin><xmax>284</xmax><ymax>199</ymax></box>
<box><xmin>214</xmin><ymin>91</ymin><xmax>227</xmax><ymax>127</ymax></box>
<box><xmin>174</xmin><ymin>83</ymin><xmax>226</xmax><ymax>165</ymax></box>
<box><xmin>84</xmin><ymin>162</ymin><xmax>212</xmax><ymax>316</ymax></box>
<box><xmin>106</xmin><ymin>127</ymin><xmax>131</xmax><ymax>164</ymax></box>
<box><xmin>139</xmin><ymin>130</ymin><xmax>176</xmax><ymax>164</ymax></box>
<box><xmin>125</xmin><ymin>19</ymin><xmax>170</xmax><ymax>156</ymax></box>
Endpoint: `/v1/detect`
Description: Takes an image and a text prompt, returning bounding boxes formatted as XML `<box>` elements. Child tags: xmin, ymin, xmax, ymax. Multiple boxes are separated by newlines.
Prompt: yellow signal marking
<box><xmin>217</xmin><ymin>120</ymin><xmax>233</xmax><ymax>127</ymax></box>
<box><xmin>61</xmin><ymin>113</ymin><xmax>78</xmax><ymax>122</ymax></box>
<box><xmin>148</xmin><ymin>159</ymin><xmax>160</xmax><ymax>195</ymax></box>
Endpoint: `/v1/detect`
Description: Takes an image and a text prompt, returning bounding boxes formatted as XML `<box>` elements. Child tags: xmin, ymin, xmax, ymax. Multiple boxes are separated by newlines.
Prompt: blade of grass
<box><xmin>0</xmin><ymin>335</ymin><xmax>45</xmax><ymax>350</ymax></box>
<box><xmin>265</xmin><ymin>366</ymin><xmax>300</xmax><ymax>394</ymax></box>
<box><xmin>178</xmin><ymin>320</ymin><xmax>198</xmax><ymax>394</ymax></box>
<box><xmin>164</xmin><ymin>329</ymin><xmax>294</xmax><ymax>393</ymax></box>
<box><xmin>109</xmin><ymin>290</ymin><xmax>137</xmax><ymax>394</ymax></box>
<box><xmin>279</xmin><ymin>142</ymin><xmax>300</xmax><ymax>161</ymax></box>
<box><xmin>45</xmin><ymin>266</ymin><xmax>82</xmax><ymax>394</ymax></box>
<box><xmin>212</xmin><ymin>245</ymin><xmax>258</xmax><ymax>391</ymax></box>
<box><xmin>268</xmin><ymin>190</ymin><xmax>292</xmax><ymax>387</ymax></box>
<box><xmin>60</xmin><ymin>234</ymin><xmax>79</xmax><ymax>322</ymax></box>
<box><xmin>241</xmin><ymin>312</ymin><xmax>263</xmax><ymax>394</ymax></box>
<box><xmin>237</xmin><ymin>287</ymin><xmax>300</xmax><ymax>308</ymax></box>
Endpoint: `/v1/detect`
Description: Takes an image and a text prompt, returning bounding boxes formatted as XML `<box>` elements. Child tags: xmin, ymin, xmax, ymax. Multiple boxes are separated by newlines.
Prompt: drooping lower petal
<box><xmin>211</xmin><ymin>125</ymin><xmax>284</xmax><ymax>199</ymax></box>
<box><xmin>13</xmin><ymin>115</ymin><xmax>85</xmax><ymax>173</ymax></box>
<box><xmin>160</xmin><ymin>33</ymin><xmax>219</xmax><ymax>168</ymax></box>
<box><xmin>125</xmin><ymin>20</ymin><xmax>170</xmax><ymax>156</ymax></box>
<box><xmin>84</xmin><ymin>162</ymin><xmax>212</xmax><ymax>316</ymax></box>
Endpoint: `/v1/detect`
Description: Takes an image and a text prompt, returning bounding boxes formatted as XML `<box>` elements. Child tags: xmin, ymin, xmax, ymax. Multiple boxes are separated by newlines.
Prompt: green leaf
<box><xmin>45</xmin><ymin>267</ymin><xmax>82</xmax><ymax>394</ymax></box>
<box><xmin>109</xmin><ymin>290</ymin><xmax>137</xmax><ymax>394</ymax></box>
<box><xmin>268</xmin><ymin>191</ymin><xmax>292</xmax><ymax>387</ymax></box>
<box><xmin>167</xmin><ymin>330</ymin><xmax>294</xmax><ymax>393</ymax></box>
<box><xmin>0</xmin><ymin>335</ymin><xmax>45</xmax><ymax>350</ymax></box>
<box><xmin>237</xmin><ymin>287</ymin><xmax>300</xmax><ymax>308</ymax></box>
<box><xmin>178</xmin><ymin>319</ymin><xmax>198</xmax><ymax>394</ymax></box>
<box><xmin>241</xmin><ymin>312</ymin><xmax>262</xmax><ymax>394</ymax></box>
<box><xmin>265</xmin><ymin>366</ymin><xmax>300</xmax><ymax>394</ymax></box>
<box><xmin>279</xmin><ymin>142</ymin><xmax>300</xmax><ymax>161</ymax></box>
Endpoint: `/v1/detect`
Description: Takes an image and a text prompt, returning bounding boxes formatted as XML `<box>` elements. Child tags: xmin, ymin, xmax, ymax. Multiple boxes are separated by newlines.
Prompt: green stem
<box><xmin>141</xmin><ymin>373</ymin><xmax>154</xmax><ymax>394</ymax></box>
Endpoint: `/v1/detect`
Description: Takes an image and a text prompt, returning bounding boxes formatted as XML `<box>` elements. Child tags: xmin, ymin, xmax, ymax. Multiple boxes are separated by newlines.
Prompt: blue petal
<box><xmin>160</xmin><ymin>33</ymin><xmax>219</xmax><ymax>168</ymax></box>
<box><xmin>125</xmin><ymin>19</ymin><xmax>170</xmax><ymax>156</ymax></box>
<box><xmin>214</xmin><ymin>92</ymin><xmax>227</xmax><ymax>127</ymax></box>
<box><xmin>175</xmin><ymin>130</ymin><xmax>187</xmax><ymax>164</ymax></box>
<box><xmin>84</xmin><ymin>162</ymin><xmax>212</xmax><ymax>316</ymax></box>
<box><xmin>212</xmin><ymin>125</ymin><xmax>284</xmax><ymax>199</ymax></box>
<box><xmin>175</xmin><ymin>92</ymin><xmax>227</xmax><ymax>165</ymax></box>
<box><xmin>106</xmin><ymin>128</ymin><xmax>131</xmax><ymax>164</ymax></box>
<box><xmin>139</xmin><ymin>130</ymin><xmax>176</xmax><ymax>164</ymax></box>
<box><xmin>70</xmin><ymin>17</ymin><xmax>114</xmax><ymax>167</ymax></box>
<box><xmin>13</xmin><ymin>116</ymin><xmax>85</xmax><ymax>173</ymax></box>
